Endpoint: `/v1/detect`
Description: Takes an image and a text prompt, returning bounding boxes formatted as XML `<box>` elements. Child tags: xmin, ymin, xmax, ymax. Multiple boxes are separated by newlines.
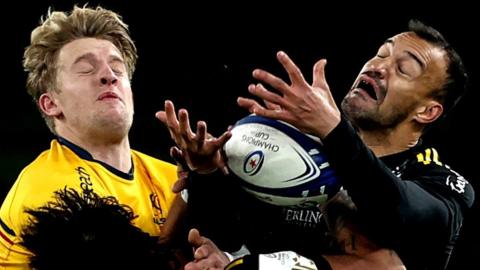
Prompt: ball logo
<box><xmin>225</xmin><ymin>115</ymin><xmax>340</xmax><ymax>207</ymax></box>
<box><xmin>243</xmin><ymin>150</ymin><xmax>264</xmax><ymax>176</ymax></box>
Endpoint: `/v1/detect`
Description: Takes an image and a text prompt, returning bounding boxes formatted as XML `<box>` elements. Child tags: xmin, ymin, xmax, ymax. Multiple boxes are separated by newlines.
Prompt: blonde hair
<box><xmin>23</xmin><ymin>5</ymin><xmax>138</xmax><ymax>133</ymax></box>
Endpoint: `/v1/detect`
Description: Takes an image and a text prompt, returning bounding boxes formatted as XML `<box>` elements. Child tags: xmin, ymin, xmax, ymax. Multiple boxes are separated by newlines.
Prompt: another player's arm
<box><xmin>159</xmin><ymin>194</ymin><xmax>187</xmax><ymax>244</ymax></box>
<box><xmin>322</xmin><ymin>119</ymin><xmax>474</xmax><ymax>230</ymax></box>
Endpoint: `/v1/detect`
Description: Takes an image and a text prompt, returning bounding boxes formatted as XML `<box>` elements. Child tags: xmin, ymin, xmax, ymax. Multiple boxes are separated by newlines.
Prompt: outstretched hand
<box><xmin>156</xmin><ymin>100</ymin><xmax>231</xmax><ymax>176</ymax></box>
<box><xmin>169</xmin><ymin>146</ymin><xmax>189</xmax><ymax>193</ymax></box>
<box><xmin>184</xmin><ymin>228</ymin><xmax>230</xmax><ymax>270</ymax></box>
<box><xmin>237</xmin><ymin>51</ymin><xmax>341</xmax><ymax>139</ymax></box>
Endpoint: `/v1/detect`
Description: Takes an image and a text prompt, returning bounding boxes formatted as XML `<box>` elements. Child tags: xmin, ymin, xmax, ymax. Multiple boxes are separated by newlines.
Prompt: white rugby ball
<box><xmin>224</xmin><ymin>114</ymin><xmax>340</xmax><ymax>207</ymax></box>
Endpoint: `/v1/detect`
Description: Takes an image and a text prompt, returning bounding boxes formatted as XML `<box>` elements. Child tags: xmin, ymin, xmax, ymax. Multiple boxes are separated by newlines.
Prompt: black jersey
<box><xmin>322</xmin><ymin>119</ymin><xmax>475</xmax><ymax>270</ymax></box>
<box><xmin>187</xmin><ymin>171</ymin><xmax>335</xmax><ymax>261</ymax></box>
<box><xmin>187</xmin><ymin>119</ymin><xmax>474</xmax><ymax>270</ymax></box>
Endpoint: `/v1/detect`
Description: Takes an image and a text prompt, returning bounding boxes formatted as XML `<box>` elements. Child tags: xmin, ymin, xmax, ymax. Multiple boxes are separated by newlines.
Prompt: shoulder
<box><xmin>406</xmin><ymin>147</ymin><xmax>475</xmax><ymax>209</ymax></box>
<box><xmin>130</xmin><ymin>150</ymin><xmax>177</xmax><ymax>183</ymax></box>
<box><xmin>0</xmin><ymin>143</ymin><xmax>82</xmax><ymax>234</ymax></box>
<box><xmin>17</xmin><ymin>140</ymin><xmax>82</xmax><ymax>185</ymax></box>
<box><xmin>131</xmin><ymin>150</ymin><xmax>176</xmax><ymax>170</ymax></box>
<box><xmin>2</xmin><ymin>140</ymin><xmax>86</xmax><ymax>207</ymax></box>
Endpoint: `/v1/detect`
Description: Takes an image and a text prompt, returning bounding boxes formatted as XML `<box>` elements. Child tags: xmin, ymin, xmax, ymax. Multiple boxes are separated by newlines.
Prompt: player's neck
<box><xmin>362</xmin><ymin>249</ymin><xmax>407</xmax><ymax>270</ymax></box>
<box><xmin>338</xmin><ymin>230</ymin><xmax>406</xmax><ymax>268</ymax></box>
<box><xmin>86</xmin><ymin>140</ymin><xmax>132</xmax><ymax>172</ymax></box>
<box><xmin>359</xmin><ymin>124</ymin><xmax>421</xmax><ymax>157</ymax></box>
<box><xmin>338</xmin><ymin>229</ymin><xmax>378</xmax><ymax>256</ymax></box>
<box><xmin>58</xmin><ymin>130</ymin><xmax>132</xmax><ymax>173</ymax></box>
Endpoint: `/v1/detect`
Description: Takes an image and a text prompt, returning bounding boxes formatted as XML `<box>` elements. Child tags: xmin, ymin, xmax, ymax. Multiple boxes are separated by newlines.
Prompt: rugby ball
<box><xmin>224</xmin><ymin>114</ymin><xmax>341</xmax><ymax>208</ymax></box>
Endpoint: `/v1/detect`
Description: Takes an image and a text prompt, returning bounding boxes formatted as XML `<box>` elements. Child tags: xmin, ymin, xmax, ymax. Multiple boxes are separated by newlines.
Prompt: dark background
<box><xmin>1</xmin><ymin>1</ymin><xmax>477</xmax><ymax>268</ymax></box>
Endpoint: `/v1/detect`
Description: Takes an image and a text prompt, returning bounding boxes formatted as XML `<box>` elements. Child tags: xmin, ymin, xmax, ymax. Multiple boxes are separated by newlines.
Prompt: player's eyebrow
<box><xmin>385</xmin><ymin>38</ymin><xmax>425</xmax><ymax>70</ymax></box>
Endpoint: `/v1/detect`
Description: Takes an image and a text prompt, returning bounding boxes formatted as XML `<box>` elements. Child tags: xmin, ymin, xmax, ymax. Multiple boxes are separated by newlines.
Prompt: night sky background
<box><xmin>1</xmin><ymin>1</ymin><xmax>477</xmax><ymax>268</ymax></box>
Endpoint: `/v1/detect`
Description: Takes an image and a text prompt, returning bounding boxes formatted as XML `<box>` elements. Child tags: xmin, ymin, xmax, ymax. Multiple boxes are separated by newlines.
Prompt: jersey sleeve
<box><xmin>0</xmin><ymin>176</ymin><xmax>32</xmax><ymax>268</ymax></box>
<box><xmin>322</xmin><ymin>118</ymin><xmax>475</xmax><ymax>240</ymax></box>
<box><xmin>187</xmin><ymin>171</ymin><xmax>245</xmax><ymax>252</ymax></box>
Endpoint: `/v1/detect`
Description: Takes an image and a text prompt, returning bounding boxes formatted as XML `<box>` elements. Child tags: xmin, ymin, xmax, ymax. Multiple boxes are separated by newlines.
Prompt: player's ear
<box><xmin>38</xmin><ymin>92</ymin><xmax>62</xmax><ymax>117</ymax></box>
<box><xmin>414</xmin><ymin>100</ymin><xmax>443</xmax><ymax>124</ymax></box>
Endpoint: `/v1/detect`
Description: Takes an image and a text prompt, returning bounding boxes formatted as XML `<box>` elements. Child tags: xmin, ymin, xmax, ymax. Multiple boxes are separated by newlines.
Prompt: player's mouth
<box><xmin>351</xmin><ymin>75</ymin><xmax>386</xmax><ymax>102</ymax></box>
<box><xmin>98</xmin><ymin>91</ymin><xmax>121</xmax><ymax>101</ymax></box>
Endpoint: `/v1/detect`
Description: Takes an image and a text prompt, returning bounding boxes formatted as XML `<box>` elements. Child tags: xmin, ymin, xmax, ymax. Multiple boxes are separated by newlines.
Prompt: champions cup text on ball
<box><xmin>224</xmin><ymin>115</ymin><xmax>341</xmax><ymax>207</ymax></box>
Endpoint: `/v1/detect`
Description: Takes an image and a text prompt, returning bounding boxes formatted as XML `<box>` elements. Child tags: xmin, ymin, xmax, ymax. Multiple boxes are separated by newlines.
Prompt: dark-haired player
<box><xmin>158</xmin><ymin>20</ymin><xmax>475</xmax><ymax>270</ymax></box>
<box><xmin>21</xmin><ymin>188</ymin><xmax>179</xmax><ymax>270</ymax></box>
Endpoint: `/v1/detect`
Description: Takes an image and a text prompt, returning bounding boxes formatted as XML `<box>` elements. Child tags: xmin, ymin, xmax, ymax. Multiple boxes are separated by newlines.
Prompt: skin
<box><xmin>322</xmin><ymin>192</ymin><xmax>406</xmax><ymax>270</ymax></box>
<box><xmin>38</xmin><ymin>38</ymin><xmax>134</xmax><ymax>172</ymax></box>
<box><xmin>239</xmin><ymin>32</ymin><xmax>448</xmax><ymax>157</ymax></box>
<box><xmin>340</xmin><ymin>32</ymin><xmax>447</xmax><ymax>156</ymax></box>
<box><xmin>325</xmin><ymin>248</ymin><xmax>406</xmax><ymax>270</ymax></box>
<box><xmin>156</xmin><ymin>31</ymin><xmax>449</xmax><ymax>269</ymax></box>
<box><xmin>37</xmin><ymin>37</ymin><xmax>186</xmax><ymax>244</ymax></box>
<box><xmin>185</xmin><ymin>229</ymin><xmax>230</xmax><ymax>270</ymax></box>
<box><xmin>156</xmin><ymin>101</ymin><xmax>231</xmax><ymax>178</ymax></box>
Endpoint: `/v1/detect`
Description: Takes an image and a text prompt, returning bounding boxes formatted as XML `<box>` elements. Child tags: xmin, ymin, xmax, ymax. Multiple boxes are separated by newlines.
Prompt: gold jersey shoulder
<box><xmin>0</xmin><ymin>139</ymin><xmax>177</xmax><ymax>266</ymax></box>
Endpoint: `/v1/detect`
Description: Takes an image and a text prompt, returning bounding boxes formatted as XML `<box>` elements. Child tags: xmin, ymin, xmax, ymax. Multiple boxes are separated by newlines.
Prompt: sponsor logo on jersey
<box><xmin>76</xmin><ymin>166</ymin><xmax>94</xmax><ymax>199</ymax></box>
<box><xmin>444</xmin><ymin>165</ymin><xmax>469</xmax><ymax>194</ymax></box>
<box><xmin>150</xmin><ymin>193</ymin><xmax>166</xmax><ymax>225</ymax></box>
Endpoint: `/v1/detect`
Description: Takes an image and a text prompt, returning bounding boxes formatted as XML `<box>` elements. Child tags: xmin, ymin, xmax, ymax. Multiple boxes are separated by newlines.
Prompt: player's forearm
<box><xmin>159</xmin><ymin>194</ymin><xmax>187</xmax><ymax>244</ymax></box>
<box><xmin>322</xmin><ymin>119</ymin><xmax>410</xmax><ymax>218</ymax></box>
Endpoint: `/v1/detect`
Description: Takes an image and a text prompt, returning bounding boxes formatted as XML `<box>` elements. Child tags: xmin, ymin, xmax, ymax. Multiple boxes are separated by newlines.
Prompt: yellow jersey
<box><xmin>0</xmin><ymin>139</ymin><xmax>178</xmax><ymax>269</ymax></box>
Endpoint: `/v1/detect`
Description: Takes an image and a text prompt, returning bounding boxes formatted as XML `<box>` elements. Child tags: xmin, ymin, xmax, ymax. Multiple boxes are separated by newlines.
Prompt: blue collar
<box><xmin>57</xmin><ymin>136</ymin><xmax>134</xmax><ymax>180</ymax></box>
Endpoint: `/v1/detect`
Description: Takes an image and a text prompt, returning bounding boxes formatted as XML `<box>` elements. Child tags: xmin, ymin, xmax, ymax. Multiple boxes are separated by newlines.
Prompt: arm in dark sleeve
<box><xmin>322</xmin><ymin>118</ymin><xmax>474</xmax><ymax>234</ymax></box>
<box><xmin>187</xmin><ymin>170</ymin><xmax>244</xmax><ymax>252</ymax></box>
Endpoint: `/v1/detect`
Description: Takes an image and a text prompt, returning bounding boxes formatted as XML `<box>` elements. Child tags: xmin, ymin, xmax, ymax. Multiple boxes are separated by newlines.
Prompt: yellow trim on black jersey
<box><xmin>226</xmin><ymin>257</ymin><xmax>245</xmax><ymax>270</ymax></box>
<box><xmin>416</xmin><ymin>148</ymin><xmax>442</xmax><ymax>166</ymax></box>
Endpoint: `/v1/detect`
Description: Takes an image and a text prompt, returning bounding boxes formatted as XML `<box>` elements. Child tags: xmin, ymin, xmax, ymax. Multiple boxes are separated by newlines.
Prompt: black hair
<box><xmin>20</xmin><ymin>187</ymin><xmax>177</xmax><ymax>270</ymax></box>
<box><xmin>408</xmin><ymin>19</ymin><xmax>468</xmax><ymax>117</ymax></box>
